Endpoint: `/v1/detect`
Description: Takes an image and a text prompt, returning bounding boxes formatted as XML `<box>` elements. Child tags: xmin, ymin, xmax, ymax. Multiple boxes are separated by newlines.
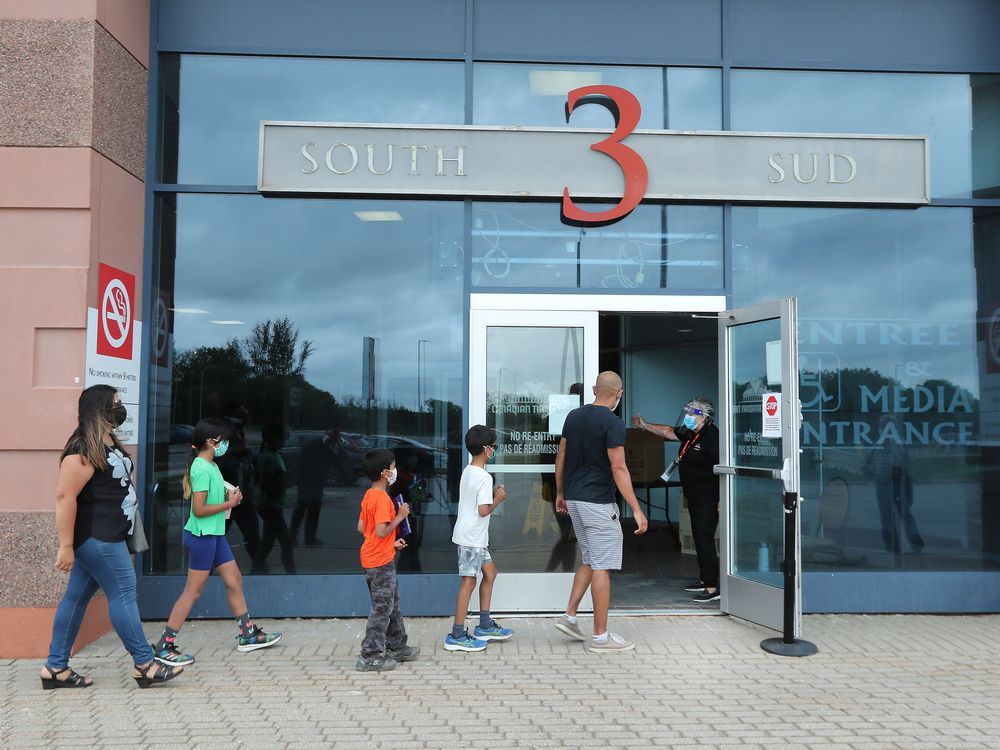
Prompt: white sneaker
<box><xmin>587</xmin><ymin>632</ymin><xmax>635</xmax><ymax>653</ymax></box>
<box><xmin>554</xmin><ymin>615</ymin><xmax>587</xmax><ymax>641</ymax></box>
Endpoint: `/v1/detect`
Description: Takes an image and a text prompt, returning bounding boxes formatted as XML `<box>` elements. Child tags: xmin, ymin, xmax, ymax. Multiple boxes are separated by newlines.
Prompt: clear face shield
<box><xmin>674</xmin><ymin>404</ymin><xmax>710</xmax><ymax>440</ymax></box>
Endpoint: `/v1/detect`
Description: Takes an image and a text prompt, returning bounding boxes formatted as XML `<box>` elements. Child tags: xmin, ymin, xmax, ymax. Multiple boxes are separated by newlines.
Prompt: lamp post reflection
<box><xmin>417</xmin><ymin>339</ymin><xmax>429</xmax><ymax>437</ymax></box>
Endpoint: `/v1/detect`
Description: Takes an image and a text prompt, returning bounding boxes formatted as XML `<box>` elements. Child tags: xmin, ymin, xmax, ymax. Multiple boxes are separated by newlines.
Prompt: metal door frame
<box><xmin>717</xmin><ymin>297</ymin><xmax>801</xmax><ymax>634</ymax></box>
<box><xmin>469</xmin><ymin>293</ymin><xmax>726</xmax><ymax>611</ymax></box>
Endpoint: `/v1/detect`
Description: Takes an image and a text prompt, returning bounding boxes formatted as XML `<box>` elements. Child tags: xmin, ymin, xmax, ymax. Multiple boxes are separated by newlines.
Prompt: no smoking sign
<box><xmin>97</xmin><ymin>264</ymin><xmax>136</xmax><ymax>359</ymax></box>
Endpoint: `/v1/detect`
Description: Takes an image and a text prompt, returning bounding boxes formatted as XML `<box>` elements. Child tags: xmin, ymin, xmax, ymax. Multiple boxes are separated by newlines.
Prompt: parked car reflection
<box><xmin>280</xmin><ymin>429</ymin><xmax>365</xmax><ymax>487</ymax></box>
<box><xmin>169</xmin><ymin>424</ymin><xmax>194</xmax><ymax>444</ymax></box>
<box><xmin>365</xmin><ymin>434</ymin><xmax>444</xmax><ymax>476</ymax></box>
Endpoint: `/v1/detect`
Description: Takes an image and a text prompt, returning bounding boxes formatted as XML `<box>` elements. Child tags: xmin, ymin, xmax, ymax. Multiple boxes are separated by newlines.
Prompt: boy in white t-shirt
<box><xmin>444</xmin><ymin>425</ymin><xmax>513</xmax><ymax>652</ymax></box>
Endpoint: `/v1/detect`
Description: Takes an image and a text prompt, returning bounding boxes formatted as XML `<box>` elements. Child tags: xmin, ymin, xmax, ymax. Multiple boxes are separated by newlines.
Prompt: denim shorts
<box><xmin>183</xmin><ymin>530</ymin><xmax>235</xmax><ymax>571</ymax></box>
<box><xmin>457</xmin><ymin>545</ymin><xmax>492</xmax><ymax>577</ymax></box>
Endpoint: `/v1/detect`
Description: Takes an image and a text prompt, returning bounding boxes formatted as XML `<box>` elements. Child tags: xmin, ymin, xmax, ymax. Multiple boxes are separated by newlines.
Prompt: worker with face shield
<box><xmin>632</xmin><ymin>398</ymin><xmax>720</xmax><ymax>603</ymax></box>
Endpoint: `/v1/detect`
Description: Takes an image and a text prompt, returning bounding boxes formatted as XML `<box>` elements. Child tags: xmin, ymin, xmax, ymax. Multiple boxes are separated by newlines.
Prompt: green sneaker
<box><xmin>151</xmin><ymin>641</ymin><xmax>195</xmax><ymax>666</ymax></box>
<box><xmin>236</xmin><ymin>628</ymin><xmax>282</xmax><ymax>653</ymax></box>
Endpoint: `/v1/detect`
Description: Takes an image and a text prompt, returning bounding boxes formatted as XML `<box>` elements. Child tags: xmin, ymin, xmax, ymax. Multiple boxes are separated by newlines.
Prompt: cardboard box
<box><xmin>624</xmin><ymin>427</ymin><xmax>665</xmax><ymax>483</ymax></box>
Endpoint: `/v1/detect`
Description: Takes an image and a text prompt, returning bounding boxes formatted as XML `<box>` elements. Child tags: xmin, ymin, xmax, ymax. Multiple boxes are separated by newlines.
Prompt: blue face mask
<box><xmin>486</xmin><ymin>446</ymin><xmax>497</xmax><ymax>462</ymax></box>
<box><xmin>214</xmin><ymin>440</ymin><xmax>230</xmax><ymax>458</ymax></box>
<box><xmin>682</xmin><ymin>415</ymin><xmax>698</xmax><ymax>430</ymax></box>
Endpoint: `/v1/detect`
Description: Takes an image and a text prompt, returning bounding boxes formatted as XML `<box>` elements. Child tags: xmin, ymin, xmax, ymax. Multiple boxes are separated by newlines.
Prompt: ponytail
<box><xmin>181</xmin><ymin>445</ymin><xmax>198</xmax><ymax>500</ymax></box>
<box><xmin>182</xmin><ymin>417</ymin><xmax>231</xmax><ymax>499</ymax></box>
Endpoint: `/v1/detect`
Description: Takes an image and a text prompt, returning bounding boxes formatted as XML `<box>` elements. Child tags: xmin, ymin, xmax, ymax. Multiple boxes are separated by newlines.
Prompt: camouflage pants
<box><xmin>361</xmin><ymin>562</ymin><xmax>408</xmax><ymax>658</ymax></box>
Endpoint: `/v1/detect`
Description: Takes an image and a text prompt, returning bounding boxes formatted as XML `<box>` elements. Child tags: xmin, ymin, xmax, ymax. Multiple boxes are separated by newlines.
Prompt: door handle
<box><xmin>713</xmin><ymin>465</ymin><xmax>783</xmax><ymax>480</ymax></box>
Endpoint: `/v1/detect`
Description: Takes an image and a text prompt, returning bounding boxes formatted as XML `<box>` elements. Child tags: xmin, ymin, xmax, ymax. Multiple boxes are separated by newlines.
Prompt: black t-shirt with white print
<box><xmin>72</xmin><ymin>444</ymin><xmax>138</xmax><ymax>548</ymax></box>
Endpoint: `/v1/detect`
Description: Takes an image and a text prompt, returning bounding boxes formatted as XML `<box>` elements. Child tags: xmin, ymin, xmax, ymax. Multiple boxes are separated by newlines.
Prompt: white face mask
<box><xmin>385</xmin><ymin>468</ymin><xmax>397</xmax><ymax>485</ymax></box>
<box><xmin>612</xmin><ymin>396</ymin><xmax>621</xmax><ymax>412</ymax></box>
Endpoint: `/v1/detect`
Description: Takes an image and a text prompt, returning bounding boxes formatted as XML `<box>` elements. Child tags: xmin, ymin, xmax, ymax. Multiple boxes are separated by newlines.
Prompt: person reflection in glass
<box><xmin>290</xmin><ymin>431</ymin><xmax>333</xmax><ymax>547</ymax></box>
<box><xmin>544</xmin><ymin>382</ymin><xmax>584</xmax><ymax>572</ymax></box>
<box><xmin>217</xmin><ymin>403</ymin><xmax>260</xmax><ymax>560</ymax></box>
<box><xmin>866</xmin><ymin>414</ymin><xmax>924</xmax><ymax>554</ymax></box>
<box><xmin>252</xmin><ymin>423</ymin><xmax>296</xmax><ymax>574</ymax></box>
<box><xmin>388</xmin><ymin>447</ymin><xmax>424</xmax><ymax>573</ymax></box>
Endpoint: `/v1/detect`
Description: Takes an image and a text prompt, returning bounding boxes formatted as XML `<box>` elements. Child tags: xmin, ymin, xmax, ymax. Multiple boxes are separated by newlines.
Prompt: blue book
<box><xmin>392</xmin><ymin>494</ymin><xmax>412</xmax><ymax>538</ymax></box>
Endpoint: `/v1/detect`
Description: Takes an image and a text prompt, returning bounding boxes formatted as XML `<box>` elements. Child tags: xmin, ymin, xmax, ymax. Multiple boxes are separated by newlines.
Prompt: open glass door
<box><xmin>469</xmin><ymin>307</ymin><xmax>599</xmax><ymax>611</ymax></box>
<box><xmin>717</xmin><ymin>298</ymin><xmax>801</xmax><ymax>634</ymax></box>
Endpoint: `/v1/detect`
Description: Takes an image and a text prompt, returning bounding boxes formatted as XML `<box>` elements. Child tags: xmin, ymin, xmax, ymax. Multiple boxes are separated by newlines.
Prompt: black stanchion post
<box><xmin>761</xmin><ymin>490</ymin><xmax>817</xmax><ymax>657</ymax></box>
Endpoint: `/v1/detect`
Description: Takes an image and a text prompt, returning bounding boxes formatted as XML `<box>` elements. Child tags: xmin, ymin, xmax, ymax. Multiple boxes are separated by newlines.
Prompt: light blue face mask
<box><xmin>682</xmin><ymin>415</ymin><xmax>698</xmax><ymax>430</ymax></box>
<box><xmin>214</xmin><ymin>439</ymin><xmax>230</xmax><ymax>458</ymax></box>
<box><xmin>486</xmin><ymin>445</ymin><xmax>497</xmax><ymax>462</ymax></box>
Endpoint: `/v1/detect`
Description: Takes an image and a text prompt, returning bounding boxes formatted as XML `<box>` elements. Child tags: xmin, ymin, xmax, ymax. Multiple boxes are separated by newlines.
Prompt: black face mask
<box><xmin>110</xmin><ymin>404</ymin><xmax>127</xmax><ymax>427</ymax></box>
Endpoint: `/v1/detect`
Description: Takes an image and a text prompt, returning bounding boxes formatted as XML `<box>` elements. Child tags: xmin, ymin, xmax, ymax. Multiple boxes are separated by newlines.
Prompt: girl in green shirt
<box><xmin>152</xmin><ymin>418</ymin><xmax>282</xmax><ymax>665</ymax></box>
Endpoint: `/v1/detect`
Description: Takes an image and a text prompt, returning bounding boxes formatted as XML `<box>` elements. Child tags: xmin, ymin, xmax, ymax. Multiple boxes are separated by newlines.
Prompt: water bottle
<box><xmin>758</xmin><ymin>542</ymin><xmax>770</xmax><ymax>572</ymax></box>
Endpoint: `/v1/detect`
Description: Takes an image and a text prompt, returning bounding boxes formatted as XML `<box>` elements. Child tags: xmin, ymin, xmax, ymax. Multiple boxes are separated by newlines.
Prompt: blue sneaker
<box><xmin>444</xmin><ymin>631</ymin><xmax>487</xmax><ymax>652</ymax></box>
<box><xmin>474</xmin><ymin>621</ymin><xmax>514</xmax><ymax>641</ymax></box>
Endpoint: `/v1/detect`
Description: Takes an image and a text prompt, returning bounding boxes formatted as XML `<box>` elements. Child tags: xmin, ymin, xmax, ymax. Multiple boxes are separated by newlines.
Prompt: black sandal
<box><xmin>40</xmin><ymin>666</ymin><xmax>92</xmax><ymax>690</ymax></box>
<box><xmin>133</xmin><ymin>660</ymin><xmax>183</xmax><ymax>688</ymax></box>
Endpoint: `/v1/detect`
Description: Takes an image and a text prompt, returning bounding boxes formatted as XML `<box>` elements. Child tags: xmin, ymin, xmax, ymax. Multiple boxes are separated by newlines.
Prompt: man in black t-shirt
<box><xmin>554</xmin><ymin>371</ymin><xmax>648</xmax><ymax>653</ymax></box>
<box><xmin>634</xmin><ymin>397</ymin><xmax>721</xmax><ymax>603</ymax></box>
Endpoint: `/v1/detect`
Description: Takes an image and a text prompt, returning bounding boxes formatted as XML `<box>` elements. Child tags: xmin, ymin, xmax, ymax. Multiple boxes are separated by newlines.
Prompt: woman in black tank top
<box><xmin>40</xmin><ymin>385</ymin><xmax>184</xmax><ymax>690</ymax></box>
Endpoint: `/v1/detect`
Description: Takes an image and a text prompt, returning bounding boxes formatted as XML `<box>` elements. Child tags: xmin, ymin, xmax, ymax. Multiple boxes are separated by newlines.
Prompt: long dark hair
<box><xmin>182</xmin><ymin>417</ymin><xmax>230</xmax><ymax>499</ymax></box>
<box><xmin>61</xmin><ymin>385</ymin><xmax>126</xmax><ymax>470</ymax></box>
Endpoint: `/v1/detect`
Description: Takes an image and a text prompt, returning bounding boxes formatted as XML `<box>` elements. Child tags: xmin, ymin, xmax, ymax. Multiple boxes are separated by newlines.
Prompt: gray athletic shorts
<box><xmin>566</xmin><ymin>500</ymin><xmax>623</xmax><ymax>571</ymax></box>
<box><xmin>457</xmin><ymin>545</ymin><xmax>492</xmax><ymax>577</ymax></box>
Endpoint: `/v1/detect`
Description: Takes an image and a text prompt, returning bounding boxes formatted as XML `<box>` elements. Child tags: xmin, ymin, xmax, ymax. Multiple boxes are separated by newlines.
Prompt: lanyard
<box><xmin>677</xmin><ymin>431</ymin><xmax>702</xmax><ymax>462</ymax></box>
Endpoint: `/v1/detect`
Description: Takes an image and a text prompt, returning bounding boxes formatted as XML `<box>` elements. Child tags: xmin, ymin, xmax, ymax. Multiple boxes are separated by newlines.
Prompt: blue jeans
<box><xmin>47</xmin><ymin>537</ymin><xmax>154</xmax><ymax>670</ymax></box>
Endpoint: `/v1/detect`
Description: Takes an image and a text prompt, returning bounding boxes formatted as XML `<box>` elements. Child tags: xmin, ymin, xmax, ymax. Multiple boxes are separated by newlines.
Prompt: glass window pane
<box><xmin>667</xmin><ymin>67</ymin><xmax>721</xmax><ymax>130</ymax></box>
<box><xmin>729</xmin><ymin>318</ymin><xmax>783</xmax><ymax>472</ymax></box>
<box><xmin>486</xmin><ymin>326</ymin><xmax>584</xmax><ymax>467</ymax></box>
<box><xmin>167</xmin><ymin>55</ymin><xmax>464</xmax><ymax>185</ymax></box>
<box><xmin>471</xmin><ymin>202</ymin><xmax>723</xmax><ymax>290</ymax></box>
<box><xmin>731</xmin><ymin>70</ymin><xmax>1000</xmax><ymax>199</ymax></box>
<box><xmin>972</xmin><ymin>75</ymin><xmax>1000</xmax><ymax>199</ymax></box>
<box><xmin>147</xmin><ymin>195</ymin><xmax>465</xmax><ymax>575</ymax></box>
<box><xmin>486</xmin><ymin>471</ymin><xmax>580</xmax><ymax>573</ymax></box>
<box><xmin>732</xmin><ymin>206</ymin><xmax>998</xmax><ymax>573</ymax></box>
<box><xmin>731</xmin><ymin>475</ymin><xmax>784</xmax><ymax>586</ymax></box>
<box><xmin>474</xmin><ymin>63</ymin><xmax>664</xmax><ymax>128</ymax></box>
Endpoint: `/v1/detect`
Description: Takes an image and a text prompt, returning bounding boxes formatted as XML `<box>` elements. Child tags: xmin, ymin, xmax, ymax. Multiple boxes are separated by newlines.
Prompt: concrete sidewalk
<box><xmin>1</xmin><ymin>614</ymin><xmax>998</xmax><ymax>749</ymax></box>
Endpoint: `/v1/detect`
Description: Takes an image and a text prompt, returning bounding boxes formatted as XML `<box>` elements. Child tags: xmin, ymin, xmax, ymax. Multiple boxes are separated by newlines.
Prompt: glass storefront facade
<box><xmin>143</xmin><ymin>0</ymin><xmax>1000</xmax><ymax>615</ymax></box>
<box><xmin>733</xmin><ymin>206</ymin><xmax>999</xmax><ymax>573</ymax></box>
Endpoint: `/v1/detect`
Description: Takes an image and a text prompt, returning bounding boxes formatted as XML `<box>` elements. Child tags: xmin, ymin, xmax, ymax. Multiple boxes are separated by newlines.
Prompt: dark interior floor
<box><xmin>612</xmin><ymin>521</ymin><xmax>721</xmax><ymax>612</ymax></box>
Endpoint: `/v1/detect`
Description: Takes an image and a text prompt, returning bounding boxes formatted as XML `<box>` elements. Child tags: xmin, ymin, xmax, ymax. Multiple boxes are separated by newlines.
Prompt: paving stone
<box><xmin>2</xmin><ymin>614</ymin><xmax>998</xmax><ymax>748</ymax></box>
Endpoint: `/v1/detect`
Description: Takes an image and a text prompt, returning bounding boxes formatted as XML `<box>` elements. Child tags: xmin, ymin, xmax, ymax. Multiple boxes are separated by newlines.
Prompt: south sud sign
<box><xmin>258</xmin><ymin>85</ymin><xmax>929</xmax><ymax>227</ymax></box>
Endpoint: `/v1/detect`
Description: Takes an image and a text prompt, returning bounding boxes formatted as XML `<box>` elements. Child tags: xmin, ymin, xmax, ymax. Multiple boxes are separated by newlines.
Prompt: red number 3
<box><xmin>561</xmin><ymin>85</ymin><xmax>649</xmax><ymax>227</ymax></box>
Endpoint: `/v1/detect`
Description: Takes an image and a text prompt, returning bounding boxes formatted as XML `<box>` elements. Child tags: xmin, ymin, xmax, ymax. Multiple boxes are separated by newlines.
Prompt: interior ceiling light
<box><xmin>171</xmin><ymin>307</ymin><xmax>208</xmax><ymax>314</ymax></box>
<box><xmin>210</xmin><ymin>320</ymin><xmax>245</xmax><ymax>325</ymax></box>
<box><xmin>353</xmin><ymin>210</ymin><xmax>403</xmax><ymax>222</ymax></box>
<box><xmin>529</xmin><ymin>70</ymin><xmax>602</xmax><ymax>96</ymax></box>
<box><xmin>678</xmin><ymin>328</ymin><xmax>693</xmax><ymax>333</ymax></box>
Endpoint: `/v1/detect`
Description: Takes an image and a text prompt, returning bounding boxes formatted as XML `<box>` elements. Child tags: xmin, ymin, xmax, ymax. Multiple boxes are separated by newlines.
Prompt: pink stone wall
<box><xmin>0</xmin><ymin>150</ymin><xmax>144</xmax><ymax>488</ymax></box>
<box><xmin>0</xmin><ymin>0</ymin><xmax>149</xmax><ymax>66</ymax></box>
<box><xmin>0</xmin><ymin>2</ymin><xmax>149</xmax><ymax>649</ymax></box>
